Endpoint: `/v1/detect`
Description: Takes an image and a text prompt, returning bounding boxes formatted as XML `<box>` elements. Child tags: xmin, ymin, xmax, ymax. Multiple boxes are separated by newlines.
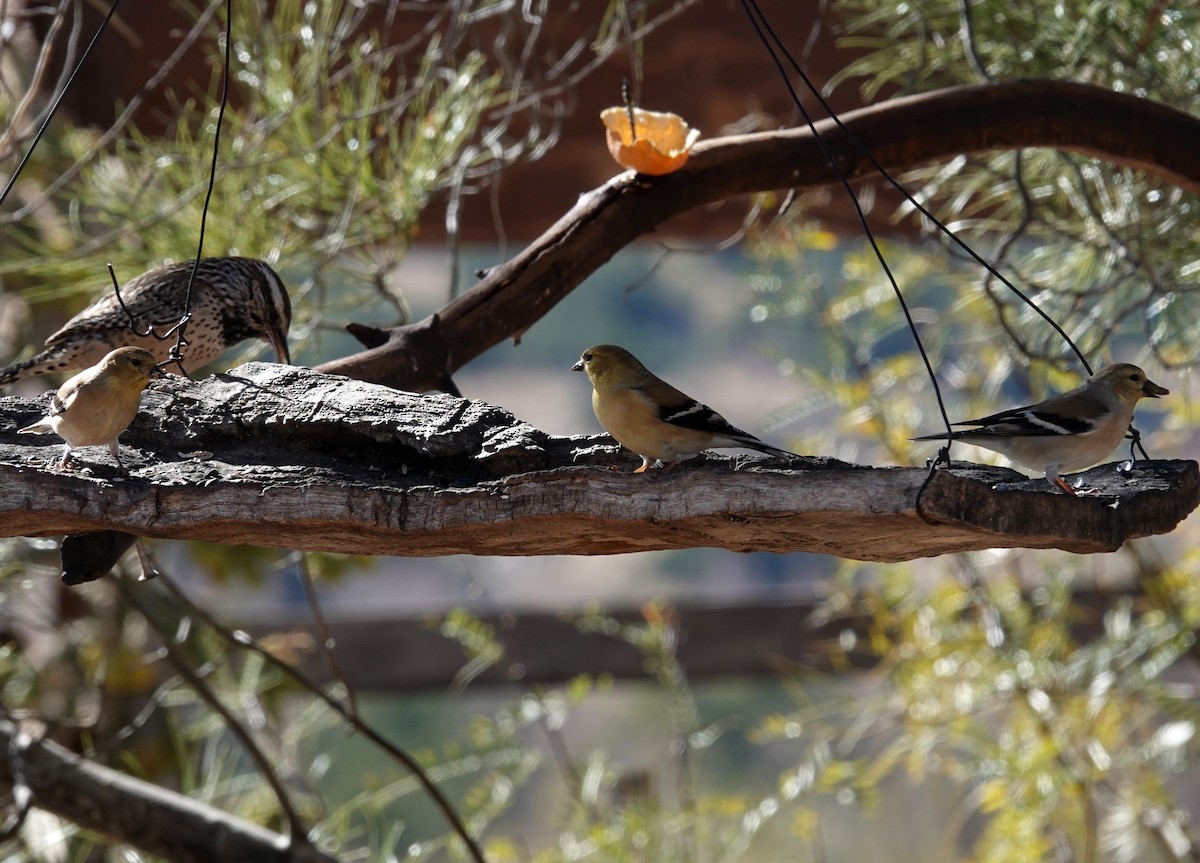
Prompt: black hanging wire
<box><xmin>101</xmin><ymin>0</ymin><xmax>231</xmax><ymax>375</ymax></box>
<box><xmin>738</xmin><ymin>2</ymin><xmax>1152</xmax><ymax>490</ymax></box>
<box><xmin>106</xmin><ymin>263</ymin><xmax>189</xmax><ymax>346</ymax></box>
<box><xmin>740</xmin><ymin>1</ymin><xmax>1094</xmax><ymax>378</ymax></box>
<box><xmin>0</xmin><ymin>0</ymin><xmax>125</xmax><ymax>209</ymax></box>
<box><xmin>737</xmin><ymin>0</ymin><xmax>955</xmax><ymax>511</ymax></box>
<box><xmin>160</xmin><ymin>0</ymin><xmax>234</xmax><ymax>376</ymax></box>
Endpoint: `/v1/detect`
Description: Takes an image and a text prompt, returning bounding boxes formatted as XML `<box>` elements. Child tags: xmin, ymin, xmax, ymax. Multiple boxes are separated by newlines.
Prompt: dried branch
<box><xmin>0</xmin><ymin>719</ymin><xmax>341</xmax><ymax>863</ymax></box>
<box><xmin>115</xmin><ymin>576</ymin><xmax>311</xmax><ymax>846</ymax></box>
<box><xmin>152</xmin><ymin>568</ymin><xmax>490</xmax><ymax>863</ymax></box>
<box><xmin>318</xmin><ymin>79</ymin><xmax>1200</xmax><ymax>391</ymax></box>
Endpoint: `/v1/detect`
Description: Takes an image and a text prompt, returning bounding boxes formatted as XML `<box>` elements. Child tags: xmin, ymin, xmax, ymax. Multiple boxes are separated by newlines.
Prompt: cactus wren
<box><xmin>0</xmin><ymin>256</ymin><xmax>291</xmax><ymax>385</ymax></box>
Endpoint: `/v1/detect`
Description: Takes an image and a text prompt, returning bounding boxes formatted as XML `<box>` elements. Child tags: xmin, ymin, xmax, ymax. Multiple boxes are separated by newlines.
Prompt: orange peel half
<box><xmin>600</xmin><ymin>106</ymin><xmax>700</xmax><ymax>176</ymax></box>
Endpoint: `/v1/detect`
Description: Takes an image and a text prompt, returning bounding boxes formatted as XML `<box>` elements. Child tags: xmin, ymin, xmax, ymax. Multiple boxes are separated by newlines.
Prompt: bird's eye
<box><xmin>131</xmin><ymin>359</ymin><xmax>143</xmax><ymax>368</ymax></box>
<box><xmin>583</xmin><ymin>353</ymin><xmax>593</xmax><ymax>362</ymax></box>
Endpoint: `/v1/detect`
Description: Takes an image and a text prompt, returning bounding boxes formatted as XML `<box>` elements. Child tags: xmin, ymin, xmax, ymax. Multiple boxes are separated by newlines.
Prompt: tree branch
<box><xmin>0</xmin><ymin>719</ymin><xmax>340</xmax><ymax>863</ymax></box>
<box><xmin>1</xmin><ymin>364</ymin><xmax>1195</xmax><ymax>561</ymax></box>
<box><xmin>317</xmin><ymin>79</ymin><xmax>1200</xmax><ymax>391</ymax></box>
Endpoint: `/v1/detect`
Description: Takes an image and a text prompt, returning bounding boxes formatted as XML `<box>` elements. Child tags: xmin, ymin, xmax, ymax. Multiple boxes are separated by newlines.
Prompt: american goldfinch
<box><xmin>572</xmin><ymin>344</ymin><xmax>800</xmax><ymax>472</ymax></box>
<box><xmin>18</xmin><ymin>346</ymin><xmax>162</xmax><ymax>468</ymax></box>
<box><xmin>911</xmin><ymin>362</ymin><xmax>1168</xmax><ymax>493</ymax></box>
<box><xmin>0</xmin><ymin>257</ymin><xmax>291</xmax><ymax>385</ymax></box>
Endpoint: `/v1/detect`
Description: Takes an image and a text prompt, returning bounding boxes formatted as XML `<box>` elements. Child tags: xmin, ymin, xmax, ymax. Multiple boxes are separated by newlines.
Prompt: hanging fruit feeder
<box><xmin>600</xmin><ymin>106</ymin><xmax>700</xmax><ymax>176</ymax></box>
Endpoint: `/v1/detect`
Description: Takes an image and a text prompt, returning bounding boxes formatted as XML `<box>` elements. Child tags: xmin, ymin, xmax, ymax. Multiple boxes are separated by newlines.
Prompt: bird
<box><xmin>572</xmin><ymin>344</ymin><xmax>801</xmax><ymax>472</ymax></box>
<box><xmin>18</xmin><ymin>346</ymin><xmax>163</xmax><ymax>468</ymax></box>
<box><xmin>0</xmin><ymin>256</ymin><xmax>291</xmax><ymax>385</ymax></box>
<box><xmin>911</xmin><ymin>362</ymin><xmax>1168</xmax><ymax>493</ymax></box>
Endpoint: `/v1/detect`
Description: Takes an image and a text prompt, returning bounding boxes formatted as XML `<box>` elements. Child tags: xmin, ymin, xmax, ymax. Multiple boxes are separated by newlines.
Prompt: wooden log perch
<box><xmin>0</xmin><ymin>363</ymin><xmax>1196</xmax><ymax>562</ymax></box>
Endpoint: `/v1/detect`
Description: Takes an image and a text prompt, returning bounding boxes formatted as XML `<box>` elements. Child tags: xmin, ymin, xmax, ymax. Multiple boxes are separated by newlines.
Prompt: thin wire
<box><xmin>165</xmin><ymin>0</ymin><xmax>233</xmax><ymax>376</ymax></box>
<box><xmin>739</xmin><ymin>0</ymin><xmax>1164</xmax><ymax>485</ymax></box>
<box><xmin>738</xmin><ymin>0</ymin><xmax>955</xmax><ymax>442</ymax></box>
<box><xmin>741</xmin><ymin>0</ymin><xmax>1094</xmax><ymax>377</ymax></box>
<box><xmin>106</xmin><ymin>263</ymin><xmax>187</xmax><ymax>348</ymax></box>
<box><xmin>0</xmin><ymin>0</ymin><xmax>125</xmax><ymax>209</ymax></box>
<box><xmin>746</xmin><ymin>3</ymin><xmax>1164</xmax><ymax>468</ymax></box>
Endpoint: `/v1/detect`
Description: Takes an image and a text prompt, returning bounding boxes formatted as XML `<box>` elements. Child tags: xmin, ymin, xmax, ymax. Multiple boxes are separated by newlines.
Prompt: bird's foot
<box><xmin>633</xmin><ymin>458</ymin><xmax>667</xmax><ymax>473</ymax></box>
<box><xmin>1054</xmin><ymin>475</ymin><xmax>1114</xmax><ymax>497</ymax></box>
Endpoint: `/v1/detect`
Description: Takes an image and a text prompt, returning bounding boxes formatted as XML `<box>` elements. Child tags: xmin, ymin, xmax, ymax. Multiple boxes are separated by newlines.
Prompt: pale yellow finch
<box><xmin>19</xmin><ymin>346</ymin><xmax>162</xmax><ymax>468</ymax></box>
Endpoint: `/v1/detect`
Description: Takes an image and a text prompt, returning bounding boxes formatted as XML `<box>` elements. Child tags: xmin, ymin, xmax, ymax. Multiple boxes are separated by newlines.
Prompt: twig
<box><xmin>0</xmin><ymin>0</ymin><xmax>123</xmax><ymax>207</ymax></box>
<box><xmin>115</xmin><ymin>575</ymin><xmax>311</xmax><ymax>846</ymax></box>
<box><xmin>149</xmin><ymin>570</ymin><xmax>489</xmax><ymax>863</ymax></box>
<box><xmin>296</xmin><ymin>553</ymin><xmax>358</xmax><ymax>719</ymax></box>
<box><xmin>0</xmin><ymin>718</ymin><xmax>341</xmax><ymax>863</ymax></box>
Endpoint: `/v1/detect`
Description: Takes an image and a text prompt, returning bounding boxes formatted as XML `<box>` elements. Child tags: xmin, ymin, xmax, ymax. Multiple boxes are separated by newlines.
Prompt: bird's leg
<box><xmin>57</xmin><ymin>444</ymin><xmax>74</xmax><ymax>470</ymax></box>
<box><xmin>633</xmin><ymin>457</ymin><xmax>670</xmax><ymax>473</ymax></box>
<box><xmin>109</xmin><ymin>441</ymin><xmax>125</xmax><ymax>469</ymax></box>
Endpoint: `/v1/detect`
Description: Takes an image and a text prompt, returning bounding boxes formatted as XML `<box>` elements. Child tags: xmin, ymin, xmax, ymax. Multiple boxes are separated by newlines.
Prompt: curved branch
<box><xmin>0</xmin><ymin>719</ymin><xmax>341</xmax><ymax>863</ymax></box>
<box><xmin>317</xmin><ymin>79</ymin><xmax>1200</xmax><ymax>391</ymax></box>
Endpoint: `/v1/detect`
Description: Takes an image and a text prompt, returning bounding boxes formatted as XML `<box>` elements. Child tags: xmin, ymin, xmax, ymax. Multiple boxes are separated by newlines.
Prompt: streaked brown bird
<box><xmin>0</xmin><ymin>256</ymin><xmax>291</xmax><ymax>385</ymax></box>
<box><xmin>19</xmin><ymin>346</ymin><xmax>162</xmax><ymax>468</ymax></box>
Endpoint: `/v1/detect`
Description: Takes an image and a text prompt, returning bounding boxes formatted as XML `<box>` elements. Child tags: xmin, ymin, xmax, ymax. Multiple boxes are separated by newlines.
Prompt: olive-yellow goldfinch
<box><xmin>911</xmin><ymin>362</ymin><xmax>1167</xmax><ymax>493</ymax></box>
<box><xmin>19</xmin><ymin>346</ymin><xmax>162</xmax><ymax>468</ymax></box>
<box><xmin>572</xmin><ymin>344</ymin><xmax>800</xmax><ymax>472</ymax></box>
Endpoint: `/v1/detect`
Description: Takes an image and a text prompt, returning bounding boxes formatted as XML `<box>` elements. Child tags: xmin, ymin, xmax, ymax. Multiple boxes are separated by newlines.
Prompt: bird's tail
<box><xmin>743</xmin><ymin>438</ymin><xmax>802</xmax><ymax>461</ymax></box>
<box><xmin>0</xmin><ymin>349</ymin><xmax>57</xmax><ymax>387</ymax></box>
<box><xmin>18</xmin><ymin>419</ymin><xmax>54</xmax><ymax>435</ymax></box>
<box><xmin>909</xmin><ymin>431</ymin><xmax>967</xmax><ymax>442</ymax></box>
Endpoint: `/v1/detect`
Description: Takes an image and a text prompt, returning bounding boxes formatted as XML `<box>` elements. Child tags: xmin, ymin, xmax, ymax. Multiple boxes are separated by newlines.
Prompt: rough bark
<box><xmin>317</xmin><ymin>79</ymin><xmax>1200</xmax><ymax>392</ymax></box>
<box><xmin>0</xmin><ymin>720</ymin><xmax>340</xmax><ymax>863</ymax></box>
<box><xmin>1</xmin><ymin>364</ymin><xmax>1195</xmax><ymax>562</ymax></box>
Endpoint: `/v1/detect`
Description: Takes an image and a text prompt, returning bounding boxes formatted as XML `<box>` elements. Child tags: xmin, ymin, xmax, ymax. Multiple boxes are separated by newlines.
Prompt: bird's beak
<box><xmin>1144</xmin><ymin>379</ymin><xmax>1169</xmax><ymax>398</ymax></box>
<box><xmin>571</xmin><ymin>359</ymin><xmax>584</xmax><ymax>372</ymax></box>
<box><xmin>268</xmin><ymin>328</ymin><xmax>291</xmax><ymax>365</ymax></box>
